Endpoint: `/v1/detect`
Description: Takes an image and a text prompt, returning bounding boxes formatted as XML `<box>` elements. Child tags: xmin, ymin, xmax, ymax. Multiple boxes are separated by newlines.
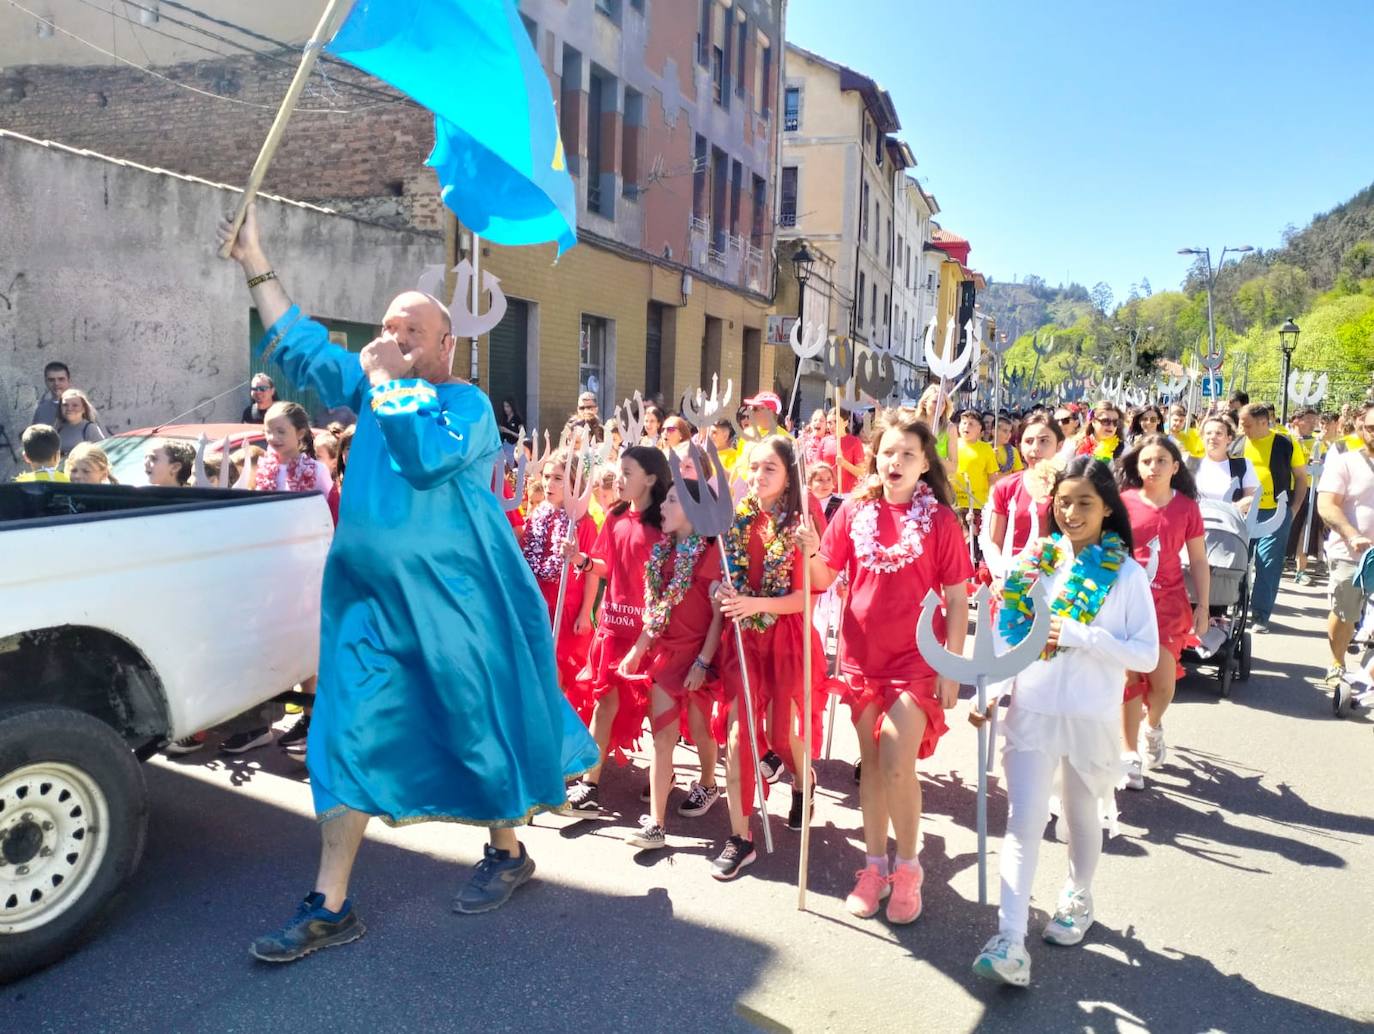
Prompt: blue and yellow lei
<box><xmin>999</xmin><ymin>531</ymin><xmax>1128</xmax><ymax>660</ymax></box>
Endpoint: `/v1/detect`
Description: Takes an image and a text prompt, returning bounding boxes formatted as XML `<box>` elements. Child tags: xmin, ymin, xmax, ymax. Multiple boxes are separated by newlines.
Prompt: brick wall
<box><xmin>0</xmin><ymin>56</ymin><xmax>435</xmax><ymax>219</ymax></box>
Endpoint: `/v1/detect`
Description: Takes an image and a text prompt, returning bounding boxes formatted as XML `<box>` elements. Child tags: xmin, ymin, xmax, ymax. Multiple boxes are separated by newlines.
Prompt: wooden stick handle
<box><xmin>218</xmin><ymin>0</ymin><xmax>357</xmax><ymax>258</ymax></box>
<box><xmin>797</xmin><ymin>455</ymin><xmax>815</xmax><ymax>910</ymax></box>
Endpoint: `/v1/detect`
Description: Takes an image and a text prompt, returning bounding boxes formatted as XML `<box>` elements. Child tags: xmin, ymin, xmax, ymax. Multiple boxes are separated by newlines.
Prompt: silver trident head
<box><xmin>1031</xmin><ymin>333</ymin><xmax>1054</xmax><ymax>358</ymax></box>
<box><xmin>927</xmin><ymin>318</ymin><xmax>974</xmax><ymax>381</ymax></box>
<box><xmin>819</xmin><ymin>335</ymin><xmax>855</xmax><ymax>391</ymax></box>
<box><xmin>562</xmin><ymin>445</ymin><xmax>596</xmax><ymax>525</ymax></box>
<box><xmin>618</xmin><ymin>390</ymin><xmax>648</xmax><ymax>445</ymax></box>
<box><xmin>669</xmin><ymin>439</ymin><xmax>736</xmax><ymax>538</ymax></box>
<box><xmin>681</xmin><ymin>375</ymin><xmax>735</xmax><ymax>431</ymax></box>
<box><xmin>492</xmin><ymin>449</ymin><xmax>527</xmax><ymax>513</ymax></box>
<box><xmin>1199</xmin><ymin>345</ymin><xmax>1225</xmax><ymax>373</ymax></box>
<box><xmin>916</xmin><ymin>583</ymin><xmax>1053</xmax><ymax>686</ymax></box>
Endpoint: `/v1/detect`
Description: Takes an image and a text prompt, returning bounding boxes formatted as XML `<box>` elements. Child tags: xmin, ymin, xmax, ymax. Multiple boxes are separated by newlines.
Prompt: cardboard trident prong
<box><xmin>917</xmin><ymin>582</ymin><xmax>1053</xmax><ymax>905</ymax></box>
<box><xmin>493</xmin><ymin>449</ymin><xmax>527</xmax><ymax>513</ymax></box>
<box><xmin>1247</xmin><ymin>491</ymin><xmax>1290</xmax><ymax>541</ymax></box>
<box><xmin>520</xmin><ymin>425</ymin><xmax>555</xmax><ymax>476</ymax></box>
<box><xmin>683</xmin><ymin>376</ymin><xmax>736</xmax><ymax>432</ymax></box>
<box><xmin>855</xmin><ymin>348</ymin><xmax>897</xmax><ymax>403</ymax></box>
<box><xmin>670</xmin><ymin>438</ymin><xmax>775</xmax><ymax>855</ymax></box>
<box><xmin>978</xmin><ymin>491</ymin><xmax>1041</xmax><ymax>581</ymax></box>
<box><xmin>785</xmin><ymin>320</ymin><xmax>827</xmax><ymax>422</ymax></box>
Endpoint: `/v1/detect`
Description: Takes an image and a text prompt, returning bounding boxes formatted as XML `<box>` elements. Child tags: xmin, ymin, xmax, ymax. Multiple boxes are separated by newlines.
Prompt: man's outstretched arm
<box><xmin>219</xmin><ymin>203</ymin><xmax>292</xmax><ymax>329</ymax></box>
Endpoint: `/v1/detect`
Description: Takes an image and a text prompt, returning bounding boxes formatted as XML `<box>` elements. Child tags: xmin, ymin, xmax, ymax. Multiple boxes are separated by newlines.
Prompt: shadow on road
<box><xmin>9</xmin><ymin>764</ymin><xmax>775</xmax><ymax>1034</ymax></box>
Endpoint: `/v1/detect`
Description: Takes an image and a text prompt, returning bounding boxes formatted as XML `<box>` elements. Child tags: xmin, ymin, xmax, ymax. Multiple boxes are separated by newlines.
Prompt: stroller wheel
<box><xmin>1218</xmin><ymin>655</ymin><xmax>1234</xmax><ymax>698</ymax></box>
<box><xmin>1333</xmin><ymin>678</ymin><xmax>1354</xmax><ymax>718</ymax></box>
<box><xmin>1238</xmin><ymin>632</ymin><xmax>1252</xmax><ymax>681</ymax></box>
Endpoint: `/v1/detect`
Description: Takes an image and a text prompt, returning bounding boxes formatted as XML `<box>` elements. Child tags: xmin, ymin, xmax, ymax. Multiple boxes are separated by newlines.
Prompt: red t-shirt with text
<box><xmin>589</xmin><ymin>507</ymin><xmax>665</xmax><ymax>639</ymax></box>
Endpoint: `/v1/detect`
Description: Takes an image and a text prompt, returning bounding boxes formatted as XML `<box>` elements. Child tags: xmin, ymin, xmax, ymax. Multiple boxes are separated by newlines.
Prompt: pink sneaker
<box><xmin>844</xmin><ymin>865</ymin><xmax>891</xmax><ymax>918</ymax></box>
<box><xmin>886</xmin><ymin>863</ymin><xmax>923</xmax><ymax>924</ymax></box>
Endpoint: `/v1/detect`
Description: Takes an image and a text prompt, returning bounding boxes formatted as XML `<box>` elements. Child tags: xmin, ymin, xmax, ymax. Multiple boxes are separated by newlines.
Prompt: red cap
<box><xmin>743</xmin><ymin>391</ymin><xmax>781</xmax><ymax>414</ymax></box>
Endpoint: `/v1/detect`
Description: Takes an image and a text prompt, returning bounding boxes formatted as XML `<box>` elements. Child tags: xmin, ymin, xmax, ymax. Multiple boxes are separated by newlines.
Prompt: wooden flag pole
<box><xmin>218</xmin><ymin>0</ymin><xmax>357</xmax><ymax>258</ymax></box>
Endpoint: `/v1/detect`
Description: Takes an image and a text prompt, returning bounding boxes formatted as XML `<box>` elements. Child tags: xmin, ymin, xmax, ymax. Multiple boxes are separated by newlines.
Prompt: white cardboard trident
<box><xmin>550</xmin><ymin>445</ymin><xmax>597</xmax><ymax>648</ymax></box>
<box><xmin>1246</xmin><ymin>491</ymin><xmax>1290</xmax><ymax>540</ymax></box>
<box><xmin>977</xmin><ymin>493</ymin><xmax>1041</xmax><ymax>581</ymax></box>
<box><xmin>1287</xmin><ymin>370</ymin><xmax>1329</xmax><ymax>408</ymax></box>
<box><xmin>917</xmin><ymin>582</ymin><xmax>1053</xmax><ymax>905</ymax></box>
<box><xmin>417</xmin><ymin>259</ymin><xmax>508</xmax><ymax>338</ymax></box>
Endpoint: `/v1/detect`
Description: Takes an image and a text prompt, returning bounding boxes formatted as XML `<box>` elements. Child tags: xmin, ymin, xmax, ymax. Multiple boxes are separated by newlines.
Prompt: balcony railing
<box><xmin>784</xmin><ymin>114</ymin><xmax>798</xmax><ymax>131</ymax></box>
<box><xmin>779</xmin><ymin>208</ymin><xmax>797</xmax><ymax>228</ymax></box>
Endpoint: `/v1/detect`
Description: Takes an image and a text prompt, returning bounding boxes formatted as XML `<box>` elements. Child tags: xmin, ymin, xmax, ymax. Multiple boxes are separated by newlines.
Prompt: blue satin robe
<box><xmin>259</xmin><ymin>307</ymin><xmax>598</xmax><ymax>826</ymax></box>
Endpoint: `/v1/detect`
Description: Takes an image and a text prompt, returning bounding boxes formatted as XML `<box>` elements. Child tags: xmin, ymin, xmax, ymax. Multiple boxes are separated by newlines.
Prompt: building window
<box><xmin>882</xmin><ymin>292</ymin><xmax>888</xmax><ymax>329</ymax></box>
<box><xmin>783</xmin><ymin>86</ymin><xmax>800</xmax><ymax>131</ymax></box>
<box><xmin>863</xmin><ymin>118</ymin><xmax>872</xmax><ymax>146</ymax></box>
<box><xmin>622</xmin><ymin>87</ymin><xmax>643</xmax><ymax>198</ymax></box>
<box><xmin>736</xmin><ymin>17</ymin><xmax>748</xmax><ymax>95</ymax></box>
<box><xmin>873</xmin><ymin>200</ymin><xmax>880</xmax><ymax>250</ymax></box>
<box><xmin>729</xmin><ymin>159</ymin><xmax>743</xmax><ymax>238</ymax></box>
<box><xmin>712</xmin><ymin>46</ymin><xmax>725</xmax><ymax>104</ymax></box>
<box><xmin>560</xmin><ymin>45</ymin><xmax>582</xmax><ymax>175</ymax></box>
<box><xmin>896</xmin><ymin>234</ymin><xmax>903</xmax><ymax>268</ymax></box>
<box><xmin>886</xmin><ymin>218</ymin><xmax>893</xmax><ymax>265</ymax></box>
<box><xmin>857</xmin><ymin>271</ymin><xmax>866</xmax><ymax>326</ymax></box>
<box><xmin>586</xmin><ymin>68</ymin><xmax>612</xmax><ymax>216</ymax></box>
<box><xmin>692</xmin><ymin>133</ymin><xmax>708</xmax><ymax>218</ymax></box>
<box><xmin>697</xmin><ymin>0</ymin><xmax>711</xmax><ymax>65</ymax></box>
<box><xmin>860</xmin><ymin>180</ymin><xmax>869</xmax><ymax>242</ymax></box>
<box><xmin>759</xmin><ymin>43</ymin><xmax>772</xmax><ymax>114</ymax></box>
<box><xmin>595</xmin><ymin>0</ymin><xmax>621</xmax><ymax>22</ymax></box>
<box><xmin>871</xmin><ymin>283</ymin><xmax>878</xmax><ymax>331</ymax></box>
<box><xmin>580</xmin><ymin>315</ymin><xmax>609</xmax><ymax>408</ymax></box>
<box><xmin>751</xmin><ymin>173</ymin><xmax>767</xmax><ymax>242</ymax></box>
<box><xmin>779</xmin><ymin>166</ymin><xmax>797</xmax><ymax>227</ymax></box>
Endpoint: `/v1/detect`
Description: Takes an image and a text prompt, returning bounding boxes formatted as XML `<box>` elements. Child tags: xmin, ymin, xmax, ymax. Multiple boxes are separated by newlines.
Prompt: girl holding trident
<box><xmin>797</xmin><ymin>410</ymin><xmax>969</xmax><ymax>924</ymax></box>
<box><xmin>970</xmin><ymin>458</ymin><xmax>1158</xmax><ymax>988</ymax></box>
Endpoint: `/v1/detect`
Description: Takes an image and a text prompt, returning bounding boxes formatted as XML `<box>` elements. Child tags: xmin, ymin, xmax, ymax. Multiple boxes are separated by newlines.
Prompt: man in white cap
<box><xmin>733</xmin><ymin>391</ymin><xmax>791</xmax><ymax>480</ymax></box>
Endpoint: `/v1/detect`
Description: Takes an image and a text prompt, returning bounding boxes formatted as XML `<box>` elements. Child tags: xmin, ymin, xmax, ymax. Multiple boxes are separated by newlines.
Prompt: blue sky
<box><xmin>786</xmin><ymin>0</ymin><xmax>1374</xmax><ymax>302</ymax></box>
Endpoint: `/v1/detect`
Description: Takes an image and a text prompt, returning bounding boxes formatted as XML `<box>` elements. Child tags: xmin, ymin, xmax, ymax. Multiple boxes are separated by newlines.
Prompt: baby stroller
<box><xmin>1333</xmin><ymin>550</ymin><xmax>1374</xmax><ymax>717</ymax></box>
<box><xmin>1182</xmin><ymin>499</ymin><xmax>1253</xmax><ymax>698</ymax></box>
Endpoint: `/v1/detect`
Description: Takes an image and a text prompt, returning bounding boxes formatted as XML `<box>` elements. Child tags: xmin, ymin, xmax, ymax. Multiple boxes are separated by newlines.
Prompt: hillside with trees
<box><xmin>985</xmin><ymin>182</ymin><xmax>1374</xmax><ymax>408</ymax></box>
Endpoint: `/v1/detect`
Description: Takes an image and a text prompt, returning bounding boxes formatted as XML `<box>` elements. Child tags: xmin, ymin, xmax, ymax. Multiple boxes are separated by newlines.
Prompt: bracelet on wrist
<box><xmin>246</xmin><ymin>270</ymin><xmax>277</xmax><ymax>289</ymax></box>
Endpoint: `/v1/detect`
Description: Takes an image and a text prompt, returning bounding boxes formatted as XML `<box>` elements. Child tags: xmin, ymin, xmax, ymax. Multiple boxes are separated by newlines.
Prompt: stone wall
<box><xmin>0</xmin><ymin>130</ymin><xmax>440</xmax><ymax>478</ymax></box>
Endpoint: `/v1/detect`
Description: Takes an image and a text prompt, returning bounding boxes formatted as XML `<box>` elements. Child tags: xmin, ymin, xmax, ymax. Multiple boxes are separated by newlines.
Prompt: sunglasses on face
<box><xmin>251</xmin><ymin>385</ymin><xmax>272</xmax><ymax>392</ymax></box>
<box><xmin>1095</xmin><ymin>417</ymin><xmax>1119</xmax><ymax>427</ymax></box>
<box><xmin>1057</xmin><ymin>416</ymin><xmax>1076</xmax><ymax>425</ymax></box>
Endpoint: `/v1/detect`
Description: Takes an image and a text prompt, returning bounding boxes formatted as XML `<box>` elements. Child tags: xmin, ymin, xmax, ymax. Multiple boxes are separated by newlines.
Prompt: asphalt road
<box><xmin>9</xmin><ymin>579</ymin><xmax>1373</xmax><ymax>1033</ymax></box>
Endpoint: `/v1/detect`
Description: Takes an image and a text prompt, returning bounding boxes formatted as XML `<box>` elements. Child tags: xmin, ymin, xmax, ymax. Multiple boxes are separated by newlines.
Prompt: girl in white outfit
<box><xmin>971</xmin><ymin>456</ymin><xmax>1160</xmax><ymax>988</ymax></box>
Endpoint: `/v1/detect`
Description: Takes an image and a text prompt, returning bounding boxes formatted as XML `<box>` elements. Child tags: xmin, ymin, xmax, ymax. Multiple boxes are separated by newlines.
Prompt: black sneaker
<box><xmin>220</xmin><ymin>727</ymin><xmax>273</xmax><ymax>754</ymax></box>
<box><xmin>677</xmin><ymin>781</ymin><xmax>720</xmax><ymax>817</ymax></box>
<box><xmin>249</xmin><ymin>892</ymin><xmax>365</xmax><ymax>963</ymax></box>
<box><xmin>759</xmin><ymin>751</ymin><xmax>784</xmax><ymax>784</ymax></box>
<box><xmin>164</xmin><ymin>735</ymin><xmax>204</xmax><ymax>756</ymax></box>
<box><xmin>452</xmin><ymin>844</ymin><xmax>535</xmax><ymax>914</ymax></box>
<box><xmin>564</xmin><ymin>779</ymin><xmax>602</xmax><ymax>817</ymax></box>
<box><xmin>279</xmin><ymin>714</ymin><xmax>311</xmax><ymax>757</ymax></box>
<box><xmin>711</xmin><ymin>835</ymin><xmax>757</xmax><ymax>880</ymax></box>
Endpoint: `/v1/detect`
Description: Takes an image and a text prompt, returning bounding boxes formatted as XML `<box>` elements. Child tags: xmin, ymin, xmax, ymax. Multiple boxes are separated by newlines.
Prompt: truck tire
<box><xmin>0</xmin><ymin>705</ymin><xmax>147</xmax><ymax>983</ymax></box>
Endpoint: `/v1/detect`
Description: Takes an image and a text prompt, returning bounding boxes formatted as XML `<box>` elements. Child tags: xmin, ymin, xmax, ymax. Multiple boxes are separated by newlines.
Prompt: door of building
<box><xmin>487</xmin><ymin>299</ymin><xmax>529</xmax><ymax>418</ymax></box>
<box><xmin>645</xmin><ymin>303</ymin><xmax>664</xmax><ymax>400</ymax></box>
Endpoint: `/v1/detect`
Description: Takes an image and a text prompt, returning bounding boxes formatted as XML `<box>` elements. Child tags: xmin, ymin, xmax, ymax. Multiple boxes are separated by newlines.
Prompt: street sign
<box><xmin>1200</xmin><ymin>374</ymin><xmax>1224</xmax><ymax>398</ymax></box>
<box><xmin>766</xmin><ymin>315</ymin><xmax>795</xmax><ymax>347</ymax></box>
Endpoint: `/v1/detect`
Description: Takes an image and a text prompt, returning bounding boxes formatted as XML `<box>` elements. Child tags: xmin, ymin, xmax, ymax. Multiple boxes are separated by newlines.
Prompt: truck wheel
<box><xmin>0</xmin><ymin>706</ymin><xmax>147</xmax><ymax>983</ymax></box>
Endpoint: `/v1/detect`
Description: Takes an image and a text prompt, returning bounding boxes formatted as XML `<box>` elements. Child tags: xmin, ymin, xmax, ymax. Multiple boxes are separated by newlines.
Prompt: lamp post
<box><xmin>1278</xmin><ymin>316</ymin><xmax>1300</xmax><ymax>424</ymax></box>
<box><xmin>1178</xmin><ymin>244</ymin><xmax>1253</xmax><ymax>359</ymax></box>
<box><xmin>791</xmin><ymin>243</ymin><xmax>816</xmax><ymax>425</ymax></box>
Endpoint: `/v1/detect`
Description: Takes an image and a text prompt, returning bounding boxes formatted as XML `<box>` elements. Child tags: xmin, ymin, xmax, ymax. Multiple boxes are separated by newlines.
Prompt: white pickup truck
<box><xmin>0</xmin><ymin>479</ymin><xmax>332</xmax><ymax>981</ymax></box>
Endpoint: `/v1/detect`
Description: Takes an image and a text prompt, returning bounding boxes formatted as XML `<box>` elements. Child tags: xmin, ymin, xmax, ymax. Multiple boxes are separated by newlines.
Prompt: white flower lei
<box><xmin>851</xmin><ymin>483</ymin><xmax>937</xmax><ymax>574</ymax></box>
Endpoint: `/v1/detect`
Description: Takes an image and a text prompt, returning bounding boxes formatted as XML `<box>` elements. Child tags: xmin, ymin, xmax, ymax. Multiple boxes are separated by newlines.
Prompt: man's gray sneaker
<box><xmin>452</xmin><ymin>844</ymin><xmax>535</xmax><ymax>914</ymax></box>
<box><xmin>249</xmin><ymin>892</ymin><xmax>365</xmax><ymax>963</ymax></box>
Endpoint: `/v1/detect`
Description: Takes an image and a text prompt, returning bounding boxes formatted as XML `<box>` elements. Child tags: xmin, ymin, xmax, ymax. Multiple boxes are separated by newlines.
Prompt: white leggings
<box><xmin>998</xmin><ymin>749</ymin><xmax>1103</xmax><ymax>939</ymax></box>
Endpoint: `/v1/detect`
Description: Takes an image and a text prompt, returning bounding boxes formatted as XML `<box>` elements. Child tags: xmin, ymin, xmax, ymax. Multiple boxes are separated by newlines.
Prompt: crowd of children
<box><xmin>13</xmin><ymin>372</ymin><xmax>1371</xmax><ymax>989</ymax></box>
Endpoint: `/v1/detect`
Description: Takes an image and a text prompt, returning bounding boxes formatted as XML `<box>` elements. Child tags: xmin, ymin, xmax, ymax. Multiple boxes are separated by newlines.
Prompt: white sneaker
<box><xmin>1120</xmin><ymin>752</ymin><xmax>1144</xmax><ymax>791</ymax></box>
<box><xmin>1143</xmin><ymin>725</ymin><xmax>1167</xmax><ymax>769</ymax></box>
<box><xmin>972</xmin><ymin>933</ymin><xmax>1031</xmax><ymax>987</ymax></box>
<box><xmin>1043</xmin><ymin>888</ymin><xmax>1094</xmax><ymax>946</ymax></box>
<box><xmin>626</xmin><ymin>815</ymin><xmax>666</xmax><ymax>850</ymax></box>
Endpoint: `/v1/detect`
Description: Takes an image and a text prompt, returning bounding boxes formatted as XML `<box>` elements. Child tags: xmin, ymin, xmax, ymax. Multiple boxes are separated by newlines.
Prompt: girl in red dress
<box><xmin>1117</xmin><ymin>434</ymin><xmax>1210</xmax><ymax>790</ymax></box>
<box><xmin>563</xmin><ymin>446</ymin><xmax>670</xmax><ymax>815</ymax></box>
<box><xmin>799</xmin><ymin>410</ymin><xmax>970</xmax><ymax>924</ymax></box>
<box><xmin>521</xmin><ymin>450</ymin><xmax>598</xmax><ymax>699</ymax></box>
<box><xmin>711</xmin><ymin>436</ymin><xmax>827</xmax><ymax>881</ymax></box>
<box><xmin>615</xmin><ymin>478</ymin><xmax>725</xmax><ymax>851</ymax></box>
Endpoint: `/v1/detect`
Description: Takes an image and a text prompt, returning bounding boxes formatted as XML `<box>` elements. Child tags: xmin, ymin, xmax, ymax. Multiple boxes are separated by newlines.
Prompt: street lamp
<box><xmin>1278</xmin><ymin>316</ymin><xmax>1300</xmax><ymax>423</ymax></box>
<box><xmin>1178</xmin><ymin>244</ymin><xmax>1253</xmax><ymax>362</ymax></box>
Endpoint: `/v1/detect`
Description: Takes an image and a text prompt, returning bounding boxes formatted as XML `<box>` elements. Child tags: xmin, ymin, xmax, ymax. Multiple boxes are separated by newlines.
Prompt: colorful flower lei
<box><xmin>851</xmin><ymin>483</ymin><xmax>937</xmax><ymax>574</ymax></box>
<box><xmin>521</xmin><ymin>501</ymin><xmax>570</xmax><ymax>583</ymax></box>
<box><xmin>255</xmin><ymin>450</ymin><xmax>320</xmax><ymax>493</ymax></box>
<box><xmin>724</xmin><ymin>495</ymin><xmax>795</xmax><ymax>632</ymax></box>
<box><xmin>999</xmin><ymin>531</ymin><xmax>1128</xmax><ymax>660</ymax></box>
<box><xmin>642</xmin><ymin>534</ymin><xmax>706</xmax><ymax>638</ymax></box>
